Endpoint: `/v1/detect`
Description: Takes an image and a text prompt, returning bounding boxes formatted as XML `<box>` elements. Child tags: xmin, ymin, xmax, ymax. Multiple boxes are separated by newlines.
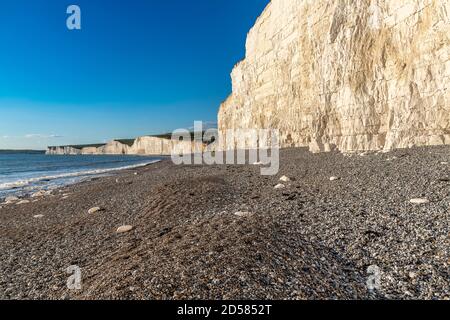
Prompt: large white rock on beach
<box><xmin>88</xmin><ymin>207</ymin><xmax>103</xmax><ymax>214</ymax></box>
<box><xmin>410</xmin><ymin>198</ymin><xmax>430</xmax><ymax>205</ymax></box>
<box><xmin>279</xmin><ymin>176</ymin><xmax>291</xmax><ymax>182</ymax></box>
<box><xmin>274</xmin><ymin>184</ymin><xmax>286</xmax><ymax>190</ymax></box>
<box><xmin>117</xmin><ymin>225</ymin><xmax>134</xmax><ymax>234</ymax></box>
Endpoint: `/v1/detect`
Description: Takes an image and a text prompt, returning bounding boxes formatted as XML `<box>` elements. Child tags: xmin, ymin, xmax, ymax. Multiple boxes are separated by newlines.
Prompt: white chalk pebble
<box><xmin>409</xmin><ymin>198</ymin><xmax>429</xmax><ymax>205</ymax></box>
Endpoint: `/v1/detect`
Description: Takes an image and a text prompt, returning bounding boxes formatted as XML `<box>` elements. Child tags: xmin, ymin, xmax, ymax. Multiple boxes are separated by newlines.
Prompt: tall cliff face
<box><xmin>219</xmin><ymin>0</ymin><xmax>450</xmax><ymax>152</ymax></box>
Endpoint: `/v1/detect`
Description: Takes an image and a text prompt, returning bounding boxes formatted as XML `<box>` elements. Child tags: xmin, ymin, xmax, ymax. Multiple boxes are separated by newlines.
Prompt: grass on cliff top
<box><xmin>115</xmin><ymin>139</ymin><xmax>135</xmax><ymax>147</ymax></box>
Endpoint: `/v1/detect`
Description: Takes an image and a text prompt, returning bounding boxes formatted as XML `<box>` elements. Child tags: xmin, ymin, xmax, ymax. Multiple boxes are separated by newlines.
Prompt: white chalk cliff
<box><xmin>46</xmin><ymin>137</ymin><xmax>203</xmax><ymax>156</ymax></box>
<box><xmin>219</xmin><ymin>0</ymin><xmax>450</xmax><ymax>152</ymax></box>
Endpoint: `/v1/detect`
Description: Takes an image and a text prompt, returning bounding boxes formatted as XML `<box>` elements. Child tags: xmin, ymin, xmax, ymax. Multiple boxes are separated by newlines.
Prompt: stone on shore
<box><xmin>88</xmin><ymin>207</ymin><xmax>103</xmax><ymax>214</ymax></box>
<box><xmin>410</xmin><ymin>198</ymin><xmax>430</xmax><ymax>205</ymax></box>
<box><xmin>234</xmin><ymin>211</ymin><xmax>254</xmax><ymax>218</ymax></box>
<box><xmin>33</xmin><ymin>215</ymin><xmax>44</xmax><ymax>219</ymax></box>
<box><xmin>330</xmin><ymin>176</ymin><xmax>340</xmax><ymax>181</ymax></box>
<box><xmin>31</xmin><ymin>190</ymin><xmax>50</xmax><ymax>198</ymax></box>
<box><xmin>17</xmin><ymin>200</ymin><xmax>30</xmax><ymax>205</ymax></box>
<box><xmin>117</xmin><ymin>225</ymin><xmax>134</xmax><ymax>234</ymax></box>
<box><xmin>5</xmin><ymin>196</ymin><xmax>19</xmax><ymax>202</ymax></box>
<box><xmin>279</xmin><ymin>176</ymin><xmax>291</xmax><ymax>182</ymax></box>
<box><xmin>274</xmin><ymin>184</ymin><xmax>286</xmax><ymax>190</ymax></box>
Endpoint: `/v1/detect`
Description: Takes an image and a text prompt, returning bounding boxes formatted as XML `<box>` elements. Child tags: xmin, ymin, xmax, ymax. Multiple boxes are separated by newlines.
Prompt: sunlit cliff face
<box><xmin>219</xmin><ymin>0</ymin><xmax>450</xmax><ymax>153</ymax></box>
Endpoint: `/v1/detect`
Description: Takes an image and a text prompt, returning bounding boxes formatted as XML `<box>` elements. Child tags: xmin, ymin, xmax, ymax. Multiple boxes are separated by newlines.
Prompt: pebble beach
<box><xmin>0</xmin><ymin>146</ymin><xmax>448</xmax><ymax>300</ymax></box>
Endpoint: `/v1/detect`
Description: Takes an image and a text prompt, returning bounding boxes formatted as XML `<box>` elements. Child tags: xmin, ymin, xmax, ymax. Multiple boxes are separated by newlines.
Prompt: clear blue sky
<box><xmin>0</xmin><ymin>0</ymin><xmax>269</xmax><ymax>149</ymax></box>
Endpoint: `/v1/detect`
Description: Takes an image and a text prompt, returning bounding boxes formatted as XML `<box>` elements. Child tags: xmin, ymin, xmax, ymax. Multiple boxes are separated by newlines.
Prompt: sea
<box><xmin>0</xmin><ymin>151</ymin><xmax>161</xmax><ymax>200</ymax></box>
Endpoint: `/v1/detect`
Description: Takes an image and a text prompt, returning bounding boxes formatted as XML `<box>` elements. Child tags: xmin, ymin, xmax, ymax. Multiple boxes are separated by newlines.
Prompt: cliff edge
<box><xmin>47</xmin><ymin>136</ymin><xmax>203</xmax><ymax>156</ymax></box>
<box><xmin>219</xmin><ymin>0</ymin><xmax>449</xmax><ymax>152</ymax></box>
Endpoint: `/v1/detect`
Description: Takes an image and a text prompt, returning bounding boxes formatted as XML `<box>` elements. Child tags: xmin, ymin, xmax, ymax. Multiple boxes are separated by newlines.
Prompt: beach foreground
<box><xmin>0</xmin><ymin>147</ymin><xmax>448</xmax><ymax>300</ymax></box>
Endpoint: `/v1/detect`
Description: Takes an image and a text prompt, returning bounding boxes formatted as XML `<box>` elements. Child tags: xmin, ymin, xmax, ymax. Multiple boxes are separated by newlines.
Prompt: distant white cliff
<box><xmin>46</xmin><ymin>136</ymin><xmax>204</xmax><ymax>156</ymax></box>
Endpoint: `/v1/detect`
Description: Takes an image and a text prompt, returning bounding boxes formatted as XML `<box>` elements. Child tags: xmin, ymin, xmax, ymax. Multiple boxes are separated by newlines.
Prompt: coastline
<box><xmin>0</xmin><ymin>146</ymin><xmax>448</xmax><ymax>299</ymax></box>
<box><xmin>0</xmin><ymin>157</ymin><xmax>164</xmax><ymax>201</ymax></box>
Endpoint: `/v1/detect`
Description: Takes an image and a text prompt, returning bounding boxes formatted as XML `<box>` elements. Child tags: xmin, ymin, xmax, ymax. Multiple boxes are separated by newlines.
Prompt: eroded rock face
<box><xmin>98</xmin><ymin>141</ymin><xmax>130</xmax><ymax>155</ymax></box>
<box><xmin>46</xmin><ymin>137</ymin><xmax>204</xmax><ymax>156</ymax></box>
<box><xmin>219</xmin><ymin>0</ymin><xmax>450</xmax><ymax>153</ymax></box>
